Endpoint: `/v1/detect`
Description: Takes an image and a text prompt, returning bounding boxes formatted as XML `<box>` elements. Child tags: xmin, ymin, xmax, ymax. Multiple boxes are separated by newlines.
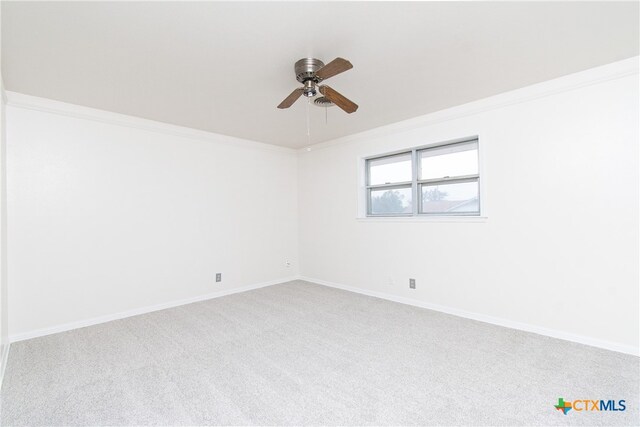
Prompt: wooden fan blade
<box><xmin>316</xmin><ymin>57</ymin><xmax>353</xmax><ymax>81</ymax></box>
<box><xmin>277</xmin><ymin>88</ymin><xmax>303</xmax><ymax>109</ymax></box>
<box><xmin>319</xmin><ymin>85</ymin><xmax>358</xmax><ymax>114</ymax></box>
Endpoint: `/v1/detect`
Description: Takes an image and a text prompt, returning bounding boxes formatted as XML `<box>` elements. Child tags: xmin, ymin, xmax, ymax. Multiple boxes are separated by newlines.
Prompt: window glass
<box><xmin>367</xmin><ymin>153</ymin><xmax>412</xmax><ymax>185</ymax></box>
<box><xmin>369</xmin><ymin>187</ymin><xmax>412</xmax><ymax>215</ymax></box>
<box><xmin>419</xmin><ymin>141</ymin><xmax>478</xmax><ymax>180</ymax></box>
<box><xmin>420</xmin><ymin>181</ymin><xmax>479</xmax><ymax>214</ymax></box>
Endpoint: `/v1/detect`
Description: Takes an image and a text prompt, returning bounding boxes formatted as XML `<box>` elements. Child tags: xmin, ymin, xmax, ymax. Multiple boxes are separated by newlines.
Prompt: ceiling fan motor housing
<box><xmin>295</xmin><ymin>58</ymin><xmax>325</xmax><ymax>98</ymax></box>
<box><xmin>295</xmin><ymin>58</ymin><xmax>325</xmax><ymax>83</ymax></box>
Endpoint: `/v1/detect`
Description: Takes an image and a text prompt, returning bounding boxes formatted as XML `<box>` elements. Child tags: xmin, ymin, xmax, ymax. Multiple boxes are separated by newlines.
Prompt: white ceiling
<box><xmin>2</xmin><ymin>2</ymin><xmax>638</xmax><ymax>148</ymax></box>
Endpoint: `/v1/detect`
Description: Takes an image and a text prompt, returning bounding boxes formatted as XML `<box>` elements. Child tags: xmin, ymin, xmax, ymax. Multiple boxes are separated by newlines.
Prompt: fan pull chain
<box><xmin>306</xmin><ymin>98</ymin><xmax>311</xmax><ymax>145</ymax></box>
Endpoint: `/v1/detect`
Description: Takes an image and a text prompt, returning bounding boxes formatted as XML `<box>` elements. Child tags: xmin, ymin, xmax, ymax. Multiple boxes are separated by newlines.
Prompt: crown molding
<box><xmin>4</xmin><ymin>56</ymin><xmax>638</xmax><ymax>155</ymax></box>
<box><xmin>300</xmin><ymin>56</ymin><xmax>639</xmax><ymax>153</ymax></box>
<box><xmin>5</xmin><ymin>56</ymin><xmax>637</xmax><ymax>155</ymax></box>
<box><xmin>4</xmin><ymin>91</ymin><xmax>296</xmax><ymax>155</ymax></box>
<box><xmin>1</xmin><ymin>78</ymin><xmax>6</xmax><ymax>105</ymax></box>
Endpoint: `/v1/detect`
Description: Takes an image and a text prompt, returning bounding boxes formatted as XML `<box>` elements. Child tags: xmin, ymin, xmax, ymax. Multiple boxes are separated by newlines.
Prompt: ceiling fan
<box><xmin>277</xmin><ymin>57</ymin><xmax>358</xmax><ymax>114</ymax></box>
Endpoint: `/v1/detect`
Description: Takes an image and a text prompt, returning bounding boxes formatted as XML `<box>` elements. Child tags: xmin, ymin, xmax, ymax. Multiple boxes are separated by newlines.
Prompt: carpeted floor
<box><xmin>1</xmin><ymin>280</ymin><xmax>638</xmax><ymax>426</ymax></box>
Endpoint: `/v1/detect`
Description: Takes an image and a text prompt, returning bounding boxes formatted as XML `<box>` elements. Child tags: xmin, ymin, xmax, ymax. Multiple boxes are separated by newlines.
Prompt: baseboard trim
<box><xmin>10</xmin><ymin>275</ymin><xmax>638</xmax><ymax>357</ymax></box>
<box><xmin>300</xmin><ymin>276</ymin><xmax>639</xmax><ymax>357</ymax></box>
<box><xmin>0</xmin><ymin>342</ymin><xmax>10</xmax><ymax>390</ymax></box>
<box><xmin>9</xmin><ymin>276</ymin><xmax>299</xmax><ymax>343</ymax></box>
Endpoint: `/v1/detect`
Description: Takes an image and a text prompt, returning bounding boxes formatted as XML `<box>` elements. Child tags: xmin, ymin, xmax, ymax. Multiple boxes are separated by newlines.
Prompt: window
<box><xmin>366</xmin><ymin>153</ymin><xmax>413</xmax><ymax>215</ymax></box>
<box><xmin>365</xmin><ymin>138</ymin><xmax>480</xmax><ymax>217</ymax></box>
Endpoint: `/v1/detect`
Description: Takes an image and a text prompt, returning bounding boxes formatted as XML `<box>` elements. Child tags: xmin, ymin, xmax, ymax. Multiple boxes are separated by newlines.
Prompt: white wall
<box><xmin>298</xmin><ymin>58</ymin><xmax>639</xmax><ymax>353</ymax></box>
<box><xmin>6</xmin><ymin>96</ymin><xmax>299</xmax><ymax>338</ymax></box>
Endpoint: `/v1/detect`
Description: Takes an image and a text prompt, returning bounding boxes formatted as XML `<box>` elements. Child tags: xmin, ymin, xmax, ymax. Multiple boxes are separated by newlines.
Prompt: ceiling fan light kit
<box><xmin>278</xmin><ymin>57</ymin><xmax>358</xmax><ymax>114</ymax></box>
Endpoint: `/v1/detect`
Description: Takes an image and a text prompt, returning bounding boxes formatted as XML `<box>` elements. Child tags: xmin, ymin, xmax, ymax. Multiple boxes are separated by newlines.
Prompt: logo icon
<box><xmin>554</xmin><ymin>397</ymin><xmax>626</xmax><ymax>415</ymax></box>
<box><xmin>555</xmin><ymin>398</ymin><xmax>572</xmax><ymax>415</ymax></box>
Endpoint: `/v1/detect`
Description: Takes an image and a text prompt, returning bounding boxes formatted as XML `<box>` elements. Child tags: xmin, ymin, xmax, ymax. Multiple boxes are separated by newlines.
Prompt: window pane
<box><xmin>419</xmin><ymin>141</ymin><xmax>478</xmax><ymax>180</ymax></box>
<box><xmin>421</xmin><ymin>181</ymin><xmax>479</xmax><ymax>214</ymax></box>
<box><xmin>369</xmin><ymin>187</ymin><xmax>412</xmax><ymax>215</ymax></box>
<box><xmin>368</xmin><ymin>153</ymin><xmax>412</xmax><ymax>185</ymax></box>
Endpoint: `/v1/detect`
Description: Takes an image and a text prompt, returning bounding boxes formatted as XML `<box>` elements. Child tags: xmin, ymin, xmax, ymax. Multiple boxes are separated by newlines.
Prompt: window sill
<box><xmin>356</xmin><ymin>216</ymin><xmax>488</xmax><ymax>223</ymax></box>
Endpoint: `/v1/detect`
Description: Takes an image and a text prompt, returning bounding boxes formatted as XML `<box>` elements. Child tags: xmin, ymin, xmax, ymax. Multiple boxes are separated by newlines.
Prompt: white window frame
<box><xmin>363</xmin><ymin>137</ymin><xmax>483</xmax><ymax>219</ymax></box>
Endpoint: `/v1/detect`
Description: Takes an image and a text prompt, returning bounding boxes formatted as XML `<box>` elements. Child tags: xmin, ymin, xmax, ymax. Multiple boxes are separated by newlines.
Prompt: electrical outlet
<box><xmin>216</xmin><ymin>273</ymin><xmax>222</xmax><ymax>282</ymax></box>
<box><xmin>409</xmin><ymin>278</ymin><xmax>416</xmax><ymax>289</ymax></box>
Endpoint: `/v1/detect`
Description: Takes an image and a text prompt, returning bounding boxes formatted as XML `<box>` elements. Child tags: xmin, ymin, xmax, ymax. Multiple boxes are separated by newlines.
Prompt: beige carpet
<box><xmin>1</xmin><ymin>280</ymin><xmax>638</xmax><ymax>426</ymax></box>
